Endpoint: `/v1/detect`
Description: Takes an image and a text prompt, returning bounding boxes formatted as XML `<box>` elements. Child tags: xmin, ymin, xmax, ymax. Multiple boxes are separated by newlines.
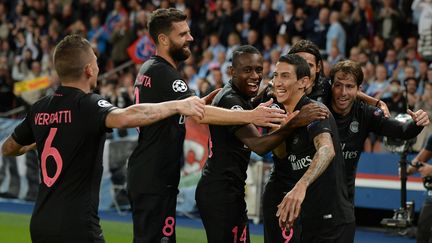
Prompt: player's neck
<box><xmin>156</xmin><ymin>50</ymin><xmax>178</xmax><ymax>69</ymax></box>
<box><xmin>282</xmin><ymin>93</ymin><xmax>303</xmax><ymax>113</ymax></box>
<box><xmin>61</xmin><ymin>80</ymin><xmax>91</xmax><ymax>93</ymax></box>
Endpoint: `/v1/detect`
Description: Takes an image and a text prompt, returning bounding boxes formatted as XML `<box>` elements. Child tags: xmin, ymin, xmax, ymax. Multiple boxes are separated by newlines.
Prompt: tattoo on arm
<box><xmin>299</xmin><ymin>133</ymin><xmax>335</xmax><ymax>186</ymax></box>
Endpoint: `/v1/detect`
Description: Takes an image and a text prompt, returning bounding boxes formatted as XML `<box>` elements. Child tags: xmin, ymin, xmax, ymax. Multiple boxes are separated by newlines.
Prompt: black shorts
<box><xmin>262</xmin><ymin>180</ymin><xmax>301</xmax><ymax>243</ymax></box>
<box><xmin>30</xmin><ymin>232</ymin><xmax>105</xmax><ymax>243</ymax></box>
<box><xmin>128</xmin><ymin>191</ymin><xmax>177</xmax><ymax>243</ymax></box>
<box><xmin>302</xmin><ymin>222</ymin><xmax>355</xmax><ymax>243</ymax></box>
<box><xmin>195</xmin><ymin>179</ymin><xmax>250</xmax><ymax>243</ymax></box>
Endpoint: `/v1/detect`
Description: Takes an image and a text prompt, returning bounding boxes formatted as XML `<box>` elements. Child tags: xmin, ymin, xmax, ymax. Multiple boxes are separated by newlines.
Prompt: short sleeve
<box><xmin>365</xmin><ymin>105</ymin><xmax>386</xmax><ymax>134</ymax></box>
<box><xmin>80</xmin><ymin>94</ymin><xmax>117</xmax><ymax>133</ymax></box>
<box><xmin>218</xmin><ymin>94</ymin><xmax>249</xmax><ymax>133</ymax></box>
<box><xmin>307</xmin><ymin>118</ymin><xmax>332</xmax><ymax>141</ymax></box>
<box><xmin>12</xmin><ymin>115</ymin><xmax>35</xmax><ymax>146</ymax></box>
<box><xmin>144</xmin><ymin>65</ymin><xmax>193</xmax><ymax>102</ymax></box>
<box><xmin>426</xmin><ymin>135</ymin><xmax>432</xmax><ymax>152</ymax></box>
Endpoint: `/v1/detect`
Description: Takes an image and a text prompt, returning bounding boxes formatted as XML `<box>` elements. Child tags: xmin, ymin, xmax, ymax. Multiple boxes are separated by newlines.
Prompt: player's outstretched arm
<box><xmin>235</xmin><ymin>111</ymin><xmax>299</xmax><ymax>155</ymax></box>
<box><xmin>2</xmin><ymin>137</ymin><xmax>36</xmax><ymax>156</ymax></box>
<box><xmin>378</xmin><ymin>109</ymin><xmax>429</xmax><ymax>140</ymax></box>
<box><xmin>105</xmin><ymin>96</ymin><xmax>205</xmax><ymax>128</ymax></box>
<box><xmin>237</xmin><ymin>103</ymin><xmax>329</xmax><ymax>155</ymax></box>
<box><xmin>276</xmin><ymin>132</ymin><xmax>335</xmax><ymax>229</ymax></box>
<box><xmin>192</xmin><ymin>99</ymin><xmax>287</xmax><ymax>128</ymax></box>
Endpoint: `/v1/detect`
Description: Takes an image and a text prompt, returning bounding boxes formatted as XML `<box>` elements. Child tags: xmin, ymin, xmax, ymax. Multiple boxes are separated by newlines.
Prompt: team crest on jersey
<box><xmin>230</xmin><ymin>105</ymin><xmax>244</xmax><ymax>110</ymax></box>
<box><xmin>349</xmin><ymin>121</ymin><xmax>359</xmax><ymax>133</ymax></box>
<box><xmin>172</xmin><ymin>79</ymin><xmax>188</xmax><ymax>92</ymax></box>
<box><xmin>97</xmin><ymin>100</ymin><xmax>112</xmax><ymax>108</ymax></box>
<box><xmin>270</xmin><ymin>103</ymin><xmax>281</xmax><ymax>109</ymax></box>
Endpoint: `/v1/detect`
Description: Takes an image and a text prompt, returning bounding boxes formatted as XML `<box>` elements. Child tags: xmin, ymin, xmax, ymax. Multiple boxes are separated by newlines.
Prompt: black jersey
<box><xmin>12</xmin><ymin>86</ymin><xmax>115</xmax><ymax>242</ymax></box>
<box><xmin>128</xmin><ymin>56</ymin><xmax>194</xmax><ymax>194</ymax></box>
<box><xmin>270</xmin><ymin>95</ymin><xmax>354</xmax><ymax>230</ymax></box>
<box><xmin>330</xmin><ymin>100</ymin><xmax>423</xmax><ymax>203</ymax></box>
<box><xmin>200</xmin><ymin>81</ymin><xmax>251</xmax><ymax>191</ymax></box>
<box><xmin>308</xmin><ymin>76</ymin><xmax>331</xmax><ymax>105</ymax></box>
<box><xmin>426</xmin><ymin>135</ymin><xmax>432</xmax><ymax>151</ymax></box>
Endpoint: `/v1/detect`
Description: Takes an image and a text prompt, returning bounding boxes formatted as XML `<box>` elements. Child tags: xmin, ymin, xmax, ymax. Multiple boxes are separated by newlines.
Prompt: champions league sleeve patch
<box><xmin>230</xmin><ymin>105</ymin><xmax>244</xmax><ymax>110</ymax></box>
<box><xmin>172</xmin><ymin>79</ymin><xmax>188</xmax><ymax>92</ymax></box>
<box><xmin>373</xmin><ymin>107</ymin><xmax>383</xmax><ymax>117</ymax></box>
<box><xmin>97</xmin><ymin>99</ymin><xmax>113</xmax><ymax>108</ymax></box>
<box><xmin>307</xmin><ymin>120</ymin><xmax>320</xmax><ymax>130</ymax></box>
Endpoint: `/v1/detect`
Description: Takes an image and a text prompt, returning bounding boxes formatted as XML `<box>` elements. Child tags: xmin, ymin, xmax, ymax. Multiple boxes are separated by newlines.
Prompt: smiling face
<box><xmin>231</xmin><ymin>53</ymin><xmax>263</xmax><ymax>98</ymax></box>
<box><xmin>273</xmin><ymin>61</ymin><xmax>307</xmax><ymax>107</ymax></box>
<box><xmin>167</xmin><ymin>21</ymin><xmax>193</xmax><ymax>62</ymax></box>
<box><xmin>331</xmin><ymin>71</ymin><xmax>358</xmax><ymax>116</ymax></box>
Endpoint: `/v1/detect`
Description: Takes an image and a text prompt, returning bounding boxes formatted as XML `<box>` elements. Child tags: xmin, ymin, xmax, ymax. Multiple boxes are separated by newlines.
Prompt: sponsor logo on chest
<box><xmin>288</xmin><ymin>154</ymin><xmax>312</xmax><ymax>171</ymax></box>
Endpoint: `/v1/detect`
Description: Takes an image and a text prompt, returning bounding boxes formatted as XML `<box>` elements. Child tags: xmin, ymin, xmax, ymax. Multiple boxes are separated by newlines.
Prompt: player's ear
<box><xmin>228</xmin><ymin>66</ymin><xmax>234</xmax><ymax>77</ymax></box>
<box><xmin>158</xmin><ymin>34</ymin><xmax>169</xmax><ymax>46</ymax></box>
<box><xmin>84</xmin><ymin>64</ymin><xmax>93</xmax><ymax>77</ymax></box>
<box><xmin>299</xmin><ymin>76</ymin><xmax>309</xmax><ymax>89</ymax></box>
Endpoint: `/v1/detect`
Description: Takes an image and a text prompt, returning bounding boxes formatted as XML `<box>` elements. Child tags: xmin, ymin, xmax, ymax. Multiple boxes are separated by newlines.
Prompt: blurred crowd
<box><xmin>0</xmin><ymin>0</ymin><xmax>432</xmax><ymax>151</ymax></box>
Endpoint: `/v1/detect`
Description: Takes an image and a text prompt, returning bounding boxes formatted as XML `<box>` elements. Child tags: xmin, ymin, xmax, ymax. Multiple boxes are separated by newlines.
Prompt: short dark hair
<box><xmin>232</xmin><ymin>45</ymin><xmax>261</xmax><ymax>67</ymax></box>
<box><xmin>53</xmin><ymin>34</ymin><xmax>93</xmax><ymax>80</ymax></box>
<box><xmin>278</xmin><ymin>54</ymin><xmax>310</xmax><ymax>80</ymax></box>
<box><xmin>330</xmin><ymin>60</ymin><xmax>363</xmax><ymax>86</ymax></box>
<box><xmin>288</xmin><ymin>40</ymin><xmax>323</xmax><ymax>82</ymax></box>
<box><xmin>148</xmin><ymin>8</ymin><xmax>187</xmax><ymax>45</ymax></box>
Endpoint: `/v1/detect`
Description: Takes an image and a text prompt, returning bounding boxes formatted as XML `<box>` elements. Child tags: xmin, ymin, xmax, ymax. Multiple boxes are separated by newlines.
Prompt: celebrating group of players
<box><xmin>1</xmin><ymin>7</ymin><xmax>430</xmax><ymax>243</ymax></box>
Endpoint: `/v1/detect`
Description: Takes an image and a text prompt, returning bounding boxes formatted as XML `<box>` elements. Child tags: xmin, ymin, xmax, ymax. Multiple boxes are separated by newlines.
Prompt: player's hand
<box><xmin>404</xmin><ymin>164</ymin><xmax>418</xmax><ymax>176</ymax></box>
<box><xmin>377</xmin><ymin>100</ymin><xmax>390</xmax><ymax>118</ymax></box>
<box><xmin>179</xmin><ymin>96</ymin><xmax>205</xmax><ymax>119</ymax></box>
<box><xmin>252</xmin><ymin>98</ymin><xmax>287</xmax><ymax>128</ymax></box>
<box><xmin>202</xmin><ymin>88</ymin><xmax>221</xmax><ymax>105</ymax></box>
<box><xmin>418</xmin><ymin>163</ymin><xmax>432</xmax><ymax>178</ymax></box>
<box><xmin>289</xmin><ymin>103</ymin><xmax>329</xmax><ymax>128</ymax></box>
<box><xmin>276</xmin><ymin>181</ymin><xmax>307</xmax><ymax>229</ymax></box>
<box><xmin>407</xmin><ymin>109</ymin><xmax>430</xmax><ymax>126</ymax></box>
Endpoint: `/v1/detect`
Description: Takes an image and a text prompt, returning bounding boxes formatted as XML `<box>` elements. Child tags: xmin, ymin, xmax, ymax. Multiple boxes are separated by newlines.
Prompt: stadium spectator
<box><xmin>326</xmin><ymin>10</ymin><xmax>346</xmax><ymax>57</ymax></box>
<box><xmin>412</xmin><ymin>0</ymin><xmax>432</xmax><ymax>62</ymax></box>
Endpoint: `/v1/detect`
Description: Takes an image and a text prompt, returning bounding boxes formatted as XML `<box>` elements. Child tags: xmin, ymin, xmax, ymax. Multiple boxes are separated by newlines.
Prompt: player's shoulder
<box><xmin>79</xmin><ymin>93</ymin><xmax>114</xmax><ymax>109</ymax></box>
<box><xmin>358</xmin><ymin>100</ymin><xmax>384</xmax><ymax>118</ymax></box>
<box><xmin>141</xmin><ymin>56</ymin><xmax>179</xmax><ymax>76</ymax></box>
<box><xmin>213</xmin><ymin>84</ymin><xmax>248</xmax><ymax>110</ymax></box>
<box><xmin>304</xmin><ymin>96</ymin><xmax>330</xmax><ymax>112</ymax></box>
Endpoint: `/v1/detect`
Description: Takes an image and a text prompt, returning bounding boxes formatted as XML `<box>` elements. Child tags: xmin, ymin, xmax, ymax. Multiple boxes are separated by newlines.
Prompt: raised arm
<box><xmin>276</xmin><ymin>132</ymin><xmax>335</xmax><ymax>228</ymax></box>
<box><xmin>237</xmin><ymin>103</ymin><xmax>330</xmax><ymax>154</ymax></box>
<box><xmin>235</xmin><ymin>111</ymin><xmax>299</xmax><ymax>155</ymax></box>
<box><xmin>106</xmin><ymin>96</ymin><xmax>205</xmax><ymax>128</ymax></box>
<box><xmin>192</xmin><ymin>99</ymin><xmax>287</xmax><ymax>128</ymax></box>
<box><xmin>377</xmin><ymin>109</ymin><xmax>429</xmax><ymax>139</ymax></box>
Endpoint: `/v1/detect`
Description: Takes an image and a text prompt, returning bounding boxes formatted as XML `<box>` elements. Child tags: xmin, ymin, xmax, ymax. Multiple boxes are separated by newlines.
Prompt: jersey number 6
<box><xmin>41</xmin><ymin>128</ymin><xmax>63</xmax><ymax>187</ymax></box>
